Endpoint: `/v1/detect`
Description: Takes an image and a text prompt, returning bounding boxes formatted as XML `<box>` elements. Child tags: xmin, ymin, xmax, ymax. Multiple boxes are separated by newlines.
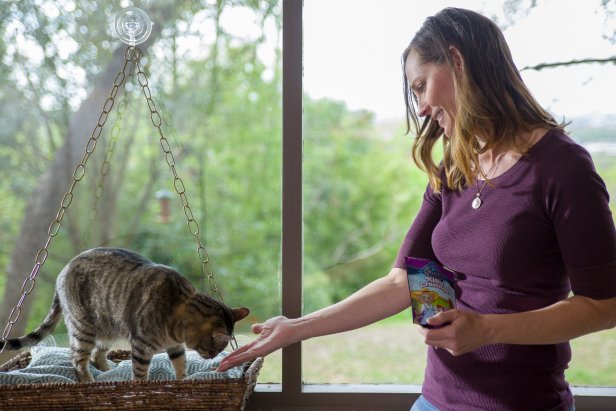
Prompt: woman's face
<box><xmin>405</xmin><ymin>50</ymin><xmax>457</xmax><ymax>137</ymax></box>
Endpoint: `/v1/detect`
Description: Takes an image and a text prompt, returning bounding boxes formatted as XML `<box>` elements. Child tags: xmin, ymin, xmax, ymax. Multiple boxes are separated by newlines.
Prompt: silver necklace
<box><xmin>472</xmin><ymin>156</ymin><xmax>502</xmax><ymax>210</ymax></box>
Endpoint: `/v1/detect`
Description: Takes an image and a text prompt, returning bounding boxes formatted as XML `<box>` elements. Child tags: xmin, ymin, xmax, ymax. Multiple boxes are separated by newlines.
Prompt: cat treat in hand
<box><xmin>406</xmin><ymin>257</ymin><xmax>456</xmax><ymax>328</ymax></box>
<box><xmin>0</xmin><ymin>247</ymin><xmax>249</xmax><ymax>382</ymax></box>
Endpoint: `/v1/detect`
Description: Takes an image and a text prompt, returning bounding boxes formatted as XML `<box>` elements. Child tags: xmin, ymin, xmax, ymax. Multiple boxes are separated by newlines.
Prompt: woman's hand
<box><xmin>216</xmin><ymin>267</ymin><xmax>411</xmax><ymax>371</ymax></box>
<box><xmin>217</xmin><ymin>316</ymin><xmax>300</xmax><ymax>372</ymax></box>
<box><xmin>420</xmin><ymin>295</ymin><xmax>616</xmax><ymax>355</ymax></box>
<box><xmin>418</xmin><ymin>309</ymin><xmax>493</xmax><ymax>356</ymax></box>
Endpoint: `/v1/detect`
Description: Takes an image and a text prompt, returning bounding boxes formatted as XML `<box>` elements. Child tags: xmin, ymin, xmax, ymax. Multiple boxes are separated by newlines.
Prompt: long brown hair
<box><xmin>402</xmin><ymin>7</ymin><xmax>566</xmax><ymax>192</ymax></box>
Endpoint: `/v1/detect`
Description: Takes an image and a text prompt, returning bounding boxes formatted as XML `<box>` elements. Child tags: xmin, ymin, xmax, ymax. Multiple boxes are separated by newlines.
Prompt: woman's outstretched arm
<box><xmin>217</xmin><ymin>267</ymin><xmax>410</xmax><ymax>371</ymax></box>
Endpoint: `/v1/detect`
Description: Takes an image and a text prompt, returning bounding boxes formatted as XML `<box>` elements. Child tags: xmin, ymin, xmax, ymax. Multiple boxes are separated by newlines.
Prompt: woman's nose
<box><xmin>417</xmin><ymin>99</ymin><xmax>430</xmax><ymax>118</ymax></box>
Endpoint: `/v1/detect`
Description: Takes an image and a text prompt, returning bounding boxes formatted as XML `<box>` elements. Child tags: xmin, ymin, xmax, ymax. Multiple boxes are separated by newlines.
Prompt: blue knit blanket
<box><xmin>0</xmin><ymin>346</ymin><xmax>243</xmax><ymax>385</ymax></box>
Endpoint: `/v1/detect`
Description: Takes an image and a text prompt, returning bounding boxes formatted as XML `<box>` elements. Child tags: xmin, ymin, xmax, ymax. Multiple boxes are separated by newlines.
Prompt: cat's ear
<box><xmin>232</xmin><ymin>307</ymin><xmax>249</xmax><ymax>323</ymax></box>
<box><xmin>212</xmin><ymin>330</ymin><xmax>233</xmax><ymax>345</ymax></box>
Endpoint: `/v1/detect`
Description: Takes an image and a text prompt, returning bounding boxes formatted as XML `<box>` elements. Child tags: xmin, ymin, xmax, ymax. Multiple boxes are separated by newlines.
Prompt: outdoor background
<box><xmin>1</xmin><ymin>0</ymin><xmax>615</xmax><ymax>386</ymax></box>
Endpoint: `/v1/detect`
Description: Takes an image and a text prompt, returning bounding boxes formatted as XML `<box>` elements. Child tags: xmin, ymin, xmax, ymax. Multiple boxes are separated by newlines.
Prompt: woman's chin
<box><xmin>443</xmin><ymin>123</ymin><xmax>454</xmax><ymax>138</ymax></box>
<box><xmin>436</xmin><ymin>120</ymin><xmax>451</xmax><ymax>138</ymax></box>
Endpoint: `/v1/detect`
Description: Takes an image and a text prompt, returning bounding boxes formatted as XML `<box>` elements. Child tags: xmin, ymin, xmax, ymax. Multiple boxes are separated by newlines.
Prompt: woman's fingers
<box><xmin>251</xmin><ymin>322</ymin><xmax>264</xmax><ymax>333</ymax></box>
<box><xmin>217</xmin><ymin>317</ymin><xmax>294</xmax><ymax>371</ymax></box>
<box><xmin>218</xmin><ymin>339</ymin><xmax>266</xmax><ymax>371</ymax></box>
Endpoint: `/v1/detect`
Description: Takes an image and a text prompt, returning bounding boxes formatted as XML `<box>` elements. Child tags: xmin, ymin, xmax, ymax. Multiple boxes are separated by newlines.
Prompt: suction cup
<box><xmin>114</xmin><ymin>6</ymin><xmax>153</xmax><ymax>46</ymax></box>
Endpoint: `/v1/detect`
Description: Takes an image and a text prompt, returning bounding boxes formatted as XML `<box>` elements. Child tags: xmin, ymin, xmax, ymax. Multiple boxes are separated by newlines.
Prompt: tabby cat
<box><xmin>0</xmin><ymin>247</ymin><xmax>249</xmax><ymax>382</ymax></box>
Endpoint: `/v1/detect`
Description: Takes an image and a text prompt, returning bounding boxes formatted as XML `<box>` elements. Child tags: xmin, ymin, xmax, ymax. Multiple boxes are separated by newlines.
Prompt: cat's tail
<box><xmin>0</xmin><ymin>292</ymin><xmax>62</xmax><ymax>351</ymax></box>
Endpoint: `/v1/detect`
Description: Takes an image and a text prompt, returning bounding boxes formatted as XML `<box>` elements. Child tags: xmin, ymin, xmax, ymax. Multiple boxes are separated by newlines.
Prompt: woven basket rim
<box><xmin>0</xmin><ymin>349</ymin><xmax>263</xmax><ymax>390</ymax></box>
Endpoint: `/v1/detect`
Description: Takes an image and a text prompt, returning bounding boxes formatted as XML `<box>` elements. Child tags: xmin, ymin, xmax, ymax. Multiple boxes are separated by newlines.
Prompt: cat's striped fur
<box><xmin>0</xmin><ymin>247</ymin><xmax>249</xmax><ymax>382</ymax></box>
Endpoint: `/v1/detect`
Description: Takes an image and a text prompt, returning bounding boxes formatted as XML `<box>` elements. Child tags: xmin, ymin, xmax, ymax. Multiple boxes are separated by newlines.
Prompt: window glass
<box><xmin>302</xmin><ymin>0</ymin><xmax>428</xmax><ymax>384</ymax></box>
<box><xmin>0</xmin><ymin>1</ymin><xmax>282</xmax><ymax>383</ymax></box>
<box><xmin>302</xmin><ymin>0</ymin><xmax>616</xmax><ymax>386</ymax></box>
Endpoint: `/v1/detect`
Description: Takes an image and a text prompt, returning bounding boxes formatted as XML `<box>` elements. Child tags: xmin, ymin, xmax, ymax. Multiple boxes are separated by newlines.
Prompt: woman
<box><xmin>219</xmin><ymin>8</ymin><xmax>616</xmax><ymax>410</ymax></box>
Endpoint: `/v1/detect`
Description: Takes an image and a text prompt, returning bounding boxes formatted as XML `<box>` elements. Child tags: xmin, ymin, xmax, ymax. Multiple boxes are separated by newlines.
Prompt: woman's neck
<box><xmin>476</xmin><ymin>127</ymin><xmax>549</xmax><ymax>179</ymax></box>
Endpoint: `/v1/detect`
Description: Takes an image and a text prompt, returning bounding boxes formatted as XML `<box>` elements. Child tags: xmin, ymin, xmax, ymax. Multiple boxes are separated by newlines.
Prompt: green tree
<box><xmin>0</xmin><ymin>0</ymin><xmax>282</xmax><ymax>363</ymax></box>
<box><xmin>303</xmin><ymin>97</ymin><xmax>426</xmax><ymax>309</ymax></box>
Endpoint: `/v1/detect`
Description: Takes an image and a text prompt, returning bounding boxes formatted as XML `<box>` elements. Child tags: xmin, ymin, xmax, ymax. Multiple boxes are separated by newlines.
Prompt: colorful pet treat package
<box><xmin>405</xmin><ymin>256</ymin><xmax>456</xmax><ymax>328</ymax></box>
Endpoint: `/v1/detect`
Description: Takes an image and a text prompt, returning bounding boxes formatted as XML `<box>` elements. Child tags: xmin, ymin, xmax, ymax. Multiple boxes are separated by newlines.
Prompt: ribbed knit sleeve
<box><xmin>393</xmin><ymin>184</ymin><xmax>442</xmax><ymax>269</ymax></box>
<box><xmin>543</xmin><ymin>140</ymin><xmax>616</xmax><ymax>299</ymax></box>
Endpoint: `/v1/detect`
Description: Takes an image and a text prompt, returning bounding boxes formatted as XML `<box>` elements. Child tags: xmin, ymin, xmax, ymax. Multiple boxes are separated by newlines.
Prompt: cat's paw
<box><xmin>89</xmin><ymin>359</ymin><xmax>111</xmax><ymax>372</ymax></box>
<box><xmin>75</xmin><ymin>370</ymin><xmax>95</xmax><ymax>383</ymax></box>
<box><xmin>97</xmin><ymin>362</ymin><xmax>111</xmax><ymax>372</ymax></box>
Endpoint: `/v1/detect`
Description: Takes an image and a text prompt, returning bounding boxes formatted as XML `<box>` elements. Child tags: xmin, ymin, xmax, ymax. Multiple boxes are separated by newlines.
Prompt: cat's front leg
<box><xmin>166</xmin><ymin>345</ymin><xmax>187</xmax><ymax>380</ymax></box>
<box><xmin>130</xmin><ymin>346</ymin><xmax>154</xmax><ymax>380</ymax></box>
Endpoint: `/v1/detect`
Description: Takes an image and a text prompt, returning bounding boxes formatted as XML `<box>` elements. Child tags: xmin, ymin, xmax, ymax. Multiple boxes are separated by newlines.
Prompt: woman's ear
<box><xmin>449</xmin><ymin>46</ymin><xmax>464</xmax><ymax>72</ymax></box>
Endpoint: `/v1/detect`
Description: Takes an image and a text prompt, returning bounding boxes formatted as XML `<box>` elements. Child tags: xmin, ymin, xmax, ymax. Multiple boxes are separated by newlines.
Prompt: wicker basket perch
<box><xmin>0</xmin><ymin>350</ymin><xmax>263</xmax><ymax>410</ymax></box>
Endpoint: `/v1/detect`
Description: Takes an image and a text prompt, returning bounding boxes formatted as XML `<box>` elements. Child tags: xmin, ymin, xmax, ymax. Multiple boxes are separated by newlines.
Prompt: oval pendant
<box><xmin>472</xmin><ymin>197</ymin><xmax>482</xmax><ymax>209</ymax></box>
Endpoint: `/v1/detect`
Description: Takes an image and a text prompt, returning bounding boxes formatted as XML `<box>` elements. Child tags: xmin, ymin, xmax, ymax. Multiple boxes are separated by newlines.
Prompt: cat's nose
<box><xmin>199</xmin><ymin>350</ymin><xmax>215</xmax><ymax>359</ymax></box>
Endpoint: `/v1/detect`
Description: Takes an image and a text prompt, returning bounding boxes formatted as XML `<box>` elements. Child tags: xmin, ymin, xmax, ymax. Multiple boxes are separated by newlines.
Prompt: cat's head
<box><xmin>184</xmin><ymin>296</ymin><xmax>249</xmax><ymax>359</ymax></box>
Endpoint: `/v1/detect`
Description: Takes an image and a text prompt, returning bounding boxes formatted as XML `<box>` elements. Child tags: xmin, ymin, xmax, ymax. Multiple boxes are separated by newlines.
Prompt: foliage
<box><xmin>1</xmin><ymin>0</ymin><xmax>425</xmax><ymax>327</ymax></box>
<box><xmin>303</xmin><ymin>97</ymin><xmax>426</xmax><ymax>308</ymax></box>
<box><xmin>570</xmin><ymin>125</ymin><xmax>616</xmax><ymax>144</ymax></box>
<box><xmin>1</xmin><ymin>0</ymin><xmax>286</xmax><ymax>328</ymax></box>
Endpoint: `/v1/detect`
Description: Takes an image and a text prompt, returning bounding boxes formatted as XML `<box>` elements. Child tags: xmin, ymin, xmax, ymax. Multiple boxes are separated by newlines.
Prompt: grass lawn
<box><xmin>251</xmin><ymin>313</ymin><xmax>616</xmax><ymax>386</ymax></box>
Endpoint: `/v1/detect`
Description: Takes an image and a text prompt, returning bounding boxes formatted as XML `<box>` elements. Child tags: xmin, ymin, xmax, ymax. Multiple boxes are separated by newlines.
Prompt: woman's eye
<box><xmin>411</xmin><ymin>82</ymin><xmax>425</xmax><ymax>104</ymax></box>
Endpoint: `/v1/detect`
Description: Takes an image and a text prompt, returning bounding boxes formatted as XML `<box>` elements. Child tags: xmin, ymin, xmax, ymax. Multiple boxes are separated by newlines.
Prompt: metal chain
<box><xmin>154</xmin><ymin>100</ymin><xmax>231</xmax><ymax>314</ymax></box>
<box><xmin>0</xmin><ymin>47</ymin><xmax>137</xmax><ymax>354</ymax></box>
<box><xmin>82</xmin><ymin>63</ymin><xmax>136</xmax><ymax>247</ymax></box>
<box><xmin>133</xmin><ymin>53</ymin><xmax>225</xmax><ymax>303</ymax></box>
<box><xmin>154</xmin><ymin>99</ymin><xmax>190</xmax><ymax>180</ymax></box>
<box><xmin>133</xmin><ymin>49</ymin><xmax>237</xmax><ymax>349</ymax></box>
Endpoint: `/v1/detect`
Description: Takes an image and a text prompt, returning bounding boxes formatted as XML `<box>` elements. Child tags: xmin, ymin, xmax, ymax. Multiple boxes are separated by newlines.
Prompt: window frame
<box><xmin>246</xmin><ymin>1</ymin><xmax>616</xmax><ymax>409</ymax></box>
